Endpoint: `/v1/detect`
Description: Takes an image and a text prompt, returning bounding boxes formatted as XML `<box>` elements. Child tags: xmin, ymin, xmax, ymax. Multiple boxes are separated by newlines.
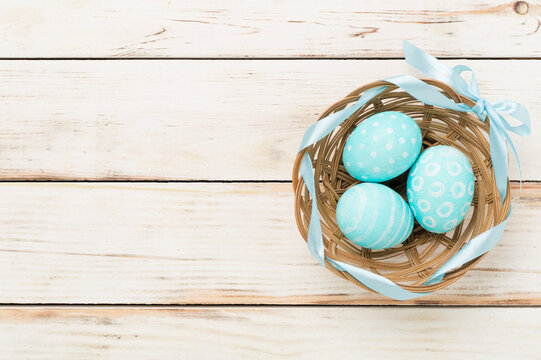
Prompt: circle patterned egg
<box><xmin>407</xmin><ymin>145</ymin><xmax>475</xmax><ymax>233</ymax></box>
<box><xmin>336</xmin><ymin>183</ymin><xmax>414</xmax><ymax>249</ymax></box>
<box><xmin>342</xmin><ymin>111</ymin><xmax>422</xmax><ymax>182</ymax></box>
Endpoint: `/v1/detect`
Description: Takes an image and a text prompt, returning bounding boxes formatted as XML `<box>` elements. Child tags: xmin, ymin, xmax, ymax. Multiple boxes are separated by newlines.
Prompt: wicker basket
<box><xmin>292</xmin><ymin>79</ymin><xmax>511</xmax><ymax>295</ymax></box>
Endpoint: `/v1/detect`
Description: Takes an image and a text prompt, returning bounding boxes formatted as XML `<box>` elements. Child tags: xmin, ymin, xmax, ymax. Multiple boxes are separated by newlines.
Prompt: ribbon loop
<box><xmin>492</xmin><ymin>100</ymin><xmax>531</xmax><ymax>136</ymax></box>
<box><xmin>451</xmin><ymin>64</ymin><xmax>480</xmax><ymax>100</ymax></box>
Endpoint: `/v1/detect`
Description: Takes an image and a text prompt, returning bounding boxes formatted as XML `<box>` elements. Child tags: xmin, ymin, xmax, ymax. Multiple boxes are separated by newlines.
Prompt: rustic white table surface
<box><xmin>0</xmin><ymin>1</ymin><xmax>540</xmax><ymax>359</ymax></box>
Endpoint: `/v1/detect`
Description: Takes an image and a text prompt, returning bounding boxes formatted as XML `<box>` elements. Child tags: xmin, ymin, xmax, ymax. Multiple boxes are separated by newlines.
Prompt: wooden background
<box><xmin>1</xmin><ymin>0</ymin><xmax>540</xmax><ymax>358</ymax></box>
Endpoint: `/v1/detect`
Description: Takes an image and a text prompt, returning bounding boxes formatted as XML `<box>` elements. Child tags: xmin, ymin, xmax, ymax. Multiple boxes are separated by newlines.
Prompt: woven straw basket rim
<box><xmin>292</xmin><ymin>79</ymin><xmax>511</xmax><ymax>294</ymax></box>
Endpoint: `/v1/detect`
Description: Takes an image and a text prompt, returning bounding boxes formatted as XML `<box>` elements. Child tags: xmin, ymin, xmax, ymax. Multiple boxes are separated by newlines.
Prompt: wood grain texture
<box><xmin>1</xmin><ymin>306</ymin><xmax>540</xmax><ymax>359</ymax></box>
<box><xmin>0</xmin><ymin>0</ymin><xmax>540</xmax><ymax>58</ymax></box>
<box><xmin>0</xmin><ymin>59</ymin><xmax>538</xmax><ymax>181</ymax></box>
<box><xmin>2</xmin><ymin>1</ymin><xmax>539</xmax><ymax>356</ymax></box>
<box><xmin>0</xmin><ymin>182</ymin><xmax>540</xmax><ymax>305</ymax></box>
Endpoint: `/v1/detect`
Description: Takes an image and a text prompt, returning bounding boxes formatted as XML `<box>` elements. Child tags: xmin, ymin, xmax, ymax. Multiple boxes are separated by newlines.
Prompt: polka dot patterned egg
<box><xmin>407</xmin><ymin>146</ymin><xmax>475</xmax><ymax>234</ymax></box>
<box><xmin>342</xmin><ymin>111</ymin><xmax>422</xmax><ymax>182</ymax></box>
<box><xmin>336</xmin><ymin>183</ymin><xmax>414</xmax><ymax>249</ymax></box>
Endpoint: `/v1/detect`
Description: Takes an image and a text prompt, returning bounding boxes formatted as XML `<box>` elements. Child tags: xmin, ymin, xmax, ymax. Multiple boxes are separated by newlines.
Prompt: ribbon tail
<box><xmin>492</xmin><ymin>100</ymin><xmax>531</xmax><ymax>137</ymax></box>
<box><xmin>490</xmin><ymin>100</ymin><xmax>531</xmax><ymax>191</ymax></box>
<box><xmin>502</xmin><ymin>126</ymin><xmax>523</xmax><ymax>191</ymax></box>
<box><xmin>486</xmin><ymin>104</ymin><xmax>523</xmax><ymax>199</ymax></box>
<box><xmin>489</xmin><ymin>119</ymin><xmax>510</xmax><ymax>203</ymax></box>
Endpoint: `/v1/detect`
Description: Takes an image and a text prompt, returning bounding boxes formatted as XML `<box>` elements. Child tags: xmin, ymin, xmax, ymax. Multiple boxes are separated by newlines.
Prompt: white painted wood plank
<box><xmin>0</xmin><ymin>0</ymin><xmax>539</xmax><ymax>58</ymax></box>
<box><xmin>0</xmin><ymin>60</ymin><xmax>538</xmax><ymax>180</ymax></box>
<box><xmin>0</xmin><ymin>182</ymin><xmax>540</xmax><ymax>305</ymax></box>
<box><xmin>1</xmin><ymin>307</ymin><xmax>540</xmax><ymax>359</ymax></box>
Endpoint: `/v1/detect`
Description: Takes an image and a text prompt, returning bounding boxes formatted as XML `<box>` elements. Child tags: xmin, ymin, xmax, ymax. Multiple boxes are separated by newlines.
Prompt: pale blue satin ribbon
<box><xmin>297</xmin><ymin>41</ymin><xmax>530</xmax><ymax>300</ymax></box>
<box><xmin>401</xmin><ymin>40</ymin><xmax>531</xmax><ymax>201</ymax></box>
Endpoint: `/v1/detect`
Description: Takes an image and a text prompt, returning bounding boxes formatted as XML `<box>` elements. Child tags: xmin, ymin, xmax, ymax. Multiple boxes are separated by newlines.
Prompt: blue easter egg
<box><xmin>407</xmin><ymin>145</ymin><xmax>475</xmax><ymax>233</ymax></box>
<box><xmin>342</xmin><ymin>111</ymin><xmax>422</xmax><ymax>182</ymax></box>
<box><xmin>336</xmin><ymin>183</ymin><xmax>414</xmax><ymax>249</ymax></box>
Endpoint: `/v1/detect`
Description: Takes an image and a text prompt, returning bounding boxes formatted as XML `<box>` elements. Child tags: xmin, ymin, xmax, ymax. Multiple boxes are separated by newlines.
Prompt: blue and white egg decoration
<box><xmin>342</xmin><ymin>111</ymin><xmax>422</xmax><ymax>182</ymax></box>
<box><xmin>407</xmin><ymin>146</ymin><xmax>475</xmax><ymax>233</ymax></box>
<box><xmin>336</xmin><ymin>183</ymin><xmax>414</xmax><ymax>249</ymax></box>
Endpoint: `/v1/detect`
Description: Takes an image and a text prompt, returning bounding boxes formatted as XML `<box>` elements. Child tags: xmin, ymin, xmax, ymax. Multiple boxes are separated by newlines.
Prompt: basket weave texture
<box><xmin>292</xmin><ymin>79</ymin><xmax>511</xmax><ymax>294</ymax></box>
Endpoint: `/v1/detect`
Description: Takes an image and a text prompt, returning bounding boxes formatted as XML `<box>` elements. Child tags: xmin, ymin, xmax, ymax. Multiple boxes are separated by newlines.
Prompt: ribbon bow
<box><xmin>296</xmin><ymin>41</ymin><xmax>531</xmax><ymax>300</ymax></box>
<box><xmin>401</xmin><ymin>40</ymin><xmax>531</xmax><ymax>202</ymax></box>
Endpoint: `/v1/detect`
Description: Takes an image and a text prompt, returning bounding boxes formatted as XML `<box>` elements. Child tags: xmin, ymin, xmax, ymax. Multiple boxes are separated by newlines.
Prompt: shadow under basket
<box><xmin>292</xmin><ymin>79</ymin><xmax>511</xmax><ymax>295</ymax></box>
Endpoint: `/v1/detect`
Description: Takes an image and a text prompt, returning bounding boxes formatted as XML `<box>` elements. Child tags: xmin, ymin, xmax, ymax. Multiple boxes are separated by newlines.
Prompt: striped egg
<box><xmin>407</xmin><ymin>145</ymin><xmax>475</xmax><ymax>233</ymax></box>
<box><xmin>336</xmin><ymin>183</ymin><xmax>414</xmax><ymax>249</ymax></box>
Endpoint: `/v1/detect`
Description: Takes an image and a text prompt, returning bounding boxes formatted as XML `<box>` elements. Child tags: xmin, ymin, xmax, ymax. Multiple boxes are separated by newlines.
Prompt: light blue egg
<box><xmin>407</xmin><ymin>146</ymin><xmax>475</xmax><ymax>234</ymax></box>
<box><xmin>342</xmin><ymin>111</ymin><xmax>422</xmax><ymax>182</ymax></box>
<box><xmin>336</xmin><ymin>183</ymin><xmax>414</xmax><ymax>249</ymax></box>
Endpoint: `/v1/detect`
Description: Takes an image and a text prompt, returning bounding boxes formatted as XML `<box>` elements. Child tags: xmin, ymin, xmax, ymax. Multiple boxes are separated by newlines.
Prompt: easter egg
<box><xmin>336</xmin><ymin>183</ymin><xmax>414</xmax><ymax>249</ymax></box>
<box><xmin>342</xmin><ymin>111</ymin><xmax>422</xmax><ymax>182</ymax></box>
<box><xmin>407</xmin><ymin>145</ymin><xmax>475</xmax><ymax>233</ymax></box>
